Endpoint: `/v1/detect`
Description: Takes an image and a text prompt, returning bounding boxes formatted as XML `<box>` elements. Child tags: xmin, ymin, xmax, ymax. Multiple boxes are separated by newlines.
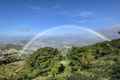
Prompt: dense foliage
<box><xmin>0</xmin><ymin>39</ymin><xmax>120</xmax><ymax>80</ymax></box>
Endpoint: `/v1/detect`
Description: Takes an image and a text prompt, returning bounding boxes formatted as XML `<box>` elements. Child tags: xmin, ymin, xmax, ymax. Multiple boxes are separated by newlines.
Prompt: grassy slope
<box><xmin>0</xmin><ymin>39</ymin><xmax>120</xmax><ymax>80</ymax></box>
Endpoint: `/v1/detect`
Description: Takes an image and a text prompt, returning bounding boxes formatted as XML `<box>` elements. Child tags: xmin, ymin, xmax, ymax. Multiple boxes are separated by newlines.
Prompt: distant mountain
<box><xmin>1</xmin><ymin>35</ymin><xmax>31</xmax><ymax>41</ymax></box>
<box><xmin>0</xmin><ymin>36</ymin><xmax>32</xmax><ymax>49</ymax></box>
<box><xmin>98</xmin><ymin>25</ymin><xmax>120</xmax><ymax>40</ymax></box>
<box><xmin>23</xmin><ymin>32</ymin><xmax>109</xmax><ymax>53</ymax></box>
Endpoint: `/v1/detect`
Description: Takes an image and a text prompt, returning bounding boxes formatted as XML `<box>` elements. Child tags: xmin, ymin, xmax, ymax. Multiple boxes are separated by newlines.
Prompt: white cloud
<box><xmin>68</xmin><ymin>11</ymin><xmax>94</xmax><ymax>23</ymax></box>
<box><xmin>79</xmin><ymin>11</ymin><xmax>93</xmax><ymax>18</ymax></box>
<box><xmin>27</xmin><ymin>2</ymin><xmax>61</xmax><ymax>10</ymax></box>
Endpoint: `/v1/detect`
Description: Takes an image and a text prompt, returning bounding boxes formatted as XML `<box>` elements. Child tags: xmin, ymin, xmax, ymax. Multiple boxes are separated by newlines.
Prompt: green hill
<box><xmin>0</xmin><ymin>39</ymin><xmax>120</xmax><ymax>80</ymax></box>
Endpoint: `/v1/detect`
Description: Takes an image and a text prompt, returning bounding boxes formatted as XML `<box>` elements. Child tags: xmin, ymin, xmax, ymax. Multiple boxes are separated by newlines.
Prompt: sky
<box><xmin>0</xmin><ymin>0</ymin><xmax>120</xmax><ymax>37</ymax></box>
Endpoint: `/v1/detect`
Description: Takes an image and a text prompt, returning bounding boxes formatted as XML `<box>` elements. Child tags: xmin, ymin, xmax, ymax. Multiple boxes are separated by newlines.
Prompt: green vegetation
<box><xmin>0</xmin><ymin>39</ymin><xmax>120</xmax><ymax>80</ymax></box>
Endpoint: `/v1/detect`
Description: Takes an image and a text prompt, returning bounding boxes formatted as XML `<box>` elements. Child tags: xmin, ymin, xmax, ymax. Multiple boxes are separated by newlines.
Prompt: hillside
<box><xmin>0</xmin><ymin>39</ymin><xmax>120</xmax><ymax>80</ymax></box>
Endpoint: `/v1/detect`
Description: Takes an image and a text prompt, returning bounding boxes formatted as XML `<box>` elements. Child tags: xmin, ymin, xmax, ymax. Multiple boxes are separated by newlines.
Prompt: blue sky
<box><xmin>0</xmin><ymin>0</ymin><xmax>120</xmax><ymax>37</ymax></box>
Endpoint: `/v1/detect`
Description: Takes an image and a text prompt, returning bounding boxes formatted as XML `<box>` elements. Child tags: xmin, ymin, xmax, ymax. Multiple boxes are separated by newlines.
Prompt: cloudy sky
<box><xmin>0</xmin><ymin>0</ymin><xmax>120</xmax><ymax>37</ymax></box>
